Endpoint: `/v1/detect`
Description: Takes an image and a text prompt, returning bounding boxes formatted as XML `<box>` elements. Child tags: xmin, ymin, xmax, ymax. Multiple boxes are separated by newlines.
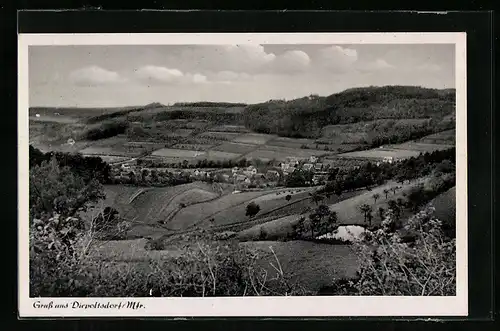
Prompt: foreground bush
<box><xmin>336</xmin><ymin>206</ymin><xmax>456</xmax><ymax>296</ymax></box>
<box><xmin>30</xmin><ymin>224</ymin><xmax>310</xmax><ymax>297</ymax></box>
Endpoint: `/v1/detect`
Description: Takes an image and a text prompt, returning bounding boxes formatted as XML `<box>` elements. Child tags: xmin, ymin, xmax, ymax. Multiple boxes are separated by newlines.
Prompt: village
<box><xmin>108</xmin><ymin>154</ymin><xmax>347</xmax><ymax>189</ymax></box>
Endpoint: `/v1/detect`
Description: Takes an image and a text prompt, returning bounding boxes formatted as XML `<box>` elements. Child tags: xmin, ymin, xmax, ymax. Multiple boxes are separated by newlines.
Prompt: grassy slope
<box><xmin>90</xmin><ymin>238</ymin><xmax>359</xmax><ymax>294</ymax></box>
<box><xmin>429</xmin><ymin>186</ymin><xmax>456</xmax><ymax>224</ymax></box>
<box><xmin>241</xmin><ymin>240</ymin><xmax>359</xmax><ymax>292</ymax></box>
<box><xmin>237</xmin><ymin>179</ymin><xmax>425</xmax><ymax>241</ymax></box>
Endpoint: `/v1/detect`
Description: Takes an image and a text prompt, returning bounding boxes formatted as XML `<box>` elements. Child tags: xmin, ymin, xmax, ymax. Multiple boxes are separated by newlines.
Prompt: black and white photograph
<box><xmin>18</xmin><ymin>32</ymin><xmax>467</xmax><ymax>317</ymax></box>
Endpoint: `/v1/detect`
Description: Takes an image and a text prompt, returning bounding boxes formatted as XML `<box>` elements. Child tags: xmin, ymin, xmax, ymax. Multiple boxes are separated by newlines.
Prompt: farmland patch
<box><xmin>211</xmin><ymin>142</ymin><xmax>258</xmax><ymax>154</ymax></box>
<box><xmin>199</xmin><ymin>131</ymin><xmax>242</xmax><ymax>140</ymax></box>
<box><xmin>337</xmin><ymin>148</ymin><xmax>421</xmax><ymax>160</ymax></box>
<box><xmin>152</xmin><ymin>148</ymin><xmax>205</xmax><ymax>158</ymax></box>
<box><xmin>232</xmin><ymin>133</ymin><xmax>277</xmax><ymax>145</ymax></box>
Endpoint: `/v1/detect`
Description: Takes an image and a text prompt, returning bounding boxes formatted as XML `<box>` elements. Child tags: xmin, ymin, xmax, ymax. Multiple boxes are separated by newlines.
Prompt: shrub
<box><xmin>344</xmin><ymin>206</ymin><xmax>456</xmax><ymax>296</ymax></box>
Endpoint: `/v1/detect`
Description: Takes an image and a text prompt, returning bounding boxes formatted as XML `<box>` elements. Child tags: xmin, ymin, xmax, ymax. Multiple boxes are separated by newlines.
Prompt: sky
<box><xmin>29</xmin><ymin>44</ymin><xmax>455</xmax><ymax>107</ymax></box>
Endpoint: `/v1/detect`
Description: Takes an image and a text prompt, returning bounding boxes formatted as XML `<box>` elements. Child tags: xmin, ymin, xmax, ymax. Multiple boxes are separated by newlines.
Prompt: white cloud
<box><xmin>356</xmin><ymin>58</ymin><xmax>395</xmax><ymax>72</ymax></box>
<box><xmin>135</xmin><ymin>66</ymin><xmax>207</xmax><ymax>85</ymax></box>
<box><xmin>315</xmin><ymin>46</ymin><xmax>358</xmax><ymax>71</ymax></box>
<box><xmin>271</xmin><ymin>50</ymin><xmax>311</xmax><ymax>73</ymax></box>
<box><xmin>168</xmin><ymin>45</ymin><xmax>313</xmax><ymax>75</ymax></box>
<box><xmin>69</xmin><ymin>66</ymin><xmax>125</xmax><ymax>86</ymax></box>
<box><xmin>417</xmin><ymin>63</ymin><xmax>442</xmax><ymax>72</ymax></box>
<box><xmin>209</xmin><ymin>71</ymin><xmax>253</xmax><ymax>84</ymax></box>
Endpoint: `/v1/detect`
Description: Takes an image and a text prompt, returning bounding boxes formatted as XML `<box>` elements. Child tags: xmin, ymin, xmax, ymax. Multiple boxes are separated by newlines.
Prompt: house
<box><xmin>231</xmin><ymin>167</ymin><xmax>239</xmax><ymax>175</ymax></box>
<box><xmin>309</xmin><ymin>156</ymin><xmax>318</xmax><ymax>163</ymax></box>
<box><xmin>67</xmin><ymin>138</ymin><xmax>75</xmax><ymax>145</ymax></box>
<box><xmin>244</xmin><ymin>177</ymin><xmax>251</xmax><ymax>184</ymax></box>
<box><xmin>199</xmin><ymin>170</ymin><xmax>207</xmax><ymax>177</ymax></box>
<box><xmin>312</xmin><ymin>174</ymin><xmax>327</xmax><ymax>185</ymax></box>
<box><xmin>314</xmin><ymin>163</ymin><xmax>324</xmax><ymax>171</ymax></box>
<box><xmin>302</xmin><ymin>163</ymin><xmax>314</xmax><ymax>171</ymax></box>
<box><xmin>235</xmin><ymin>174</ymin><xmax>247</xmax><ymax>182</ymax></box>
<box><xmin>194</xmin><ymin>169</ymin><xmax>201</xmax><ymax>176</ymax></box>
<box><xmin>246</xmin><ymin>166</ymin><xmax>257</xmax><ymax>174</ymax></box>
<box><xmin>286</xmin><ymin>157</ymin><xmax>299</xmax><ymax>166</ymax></box>
<box><xmin>222</xmin><ymin>174</ymin><xmax>230</xmax><ymax>181</ymax></box>
<box><xmin>281</xmin><ymin>163</ymin><xmax>291</xmax><ymax>172</ymax></box>
<box><xmin>383</xmin><ymin>156</ymin><xmax>394</xmax><ymax>164</ymax></box>
<box><xmin>266</xmin><ymin>169</ymin><xmax>280</xmax><ymax>180</ymax></box>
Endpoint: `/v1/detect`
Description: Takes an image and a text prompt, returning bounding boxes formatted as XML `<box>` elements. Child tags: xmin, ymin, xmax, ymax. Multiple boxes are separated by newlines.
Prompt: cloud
<box><xmin>271</xmin><ymin>50</ymin><xmax>311</xmax><ymax>73</ymax></box>
<box><xmin>134</xmin><ymin>65</ymin><xmax>207</xmax><ymax>85</ymax></box>
<box><xmin>168</xmin><ymin>45</ymin><xmax>312</xmax><ymax>75</ymax></box>
<box><xmin>417</xmin><ymin>63</ymin><xmax>442</xmax><ymax>72</ymax></box>
<box><xmin>208</xmin><ymin>71</ymin><xmax>253</xmax><ymax>84</ymax></box>
<box><xmin>315</xmin><ymin>46</ymin><xmax>358</xmax><ymax>71</ymax></box>
<box><xmin>69</xmin><ymin>66</ymin><xmax>126</xmax><ymax>86</ymax></box>
<box><xmin>356</xmin><ymin>58</ymin><xmax>395</xmax><ymax>72</ymax></box>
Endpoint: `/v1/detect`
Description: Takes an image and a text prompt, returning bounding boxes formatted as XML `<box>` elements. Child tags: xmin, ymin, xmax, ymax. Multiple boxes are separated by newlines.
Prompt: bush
<box><xmin>344</xmin><ymin>206</ymin><xmax>456</xmax><ymax>296</ymax></box>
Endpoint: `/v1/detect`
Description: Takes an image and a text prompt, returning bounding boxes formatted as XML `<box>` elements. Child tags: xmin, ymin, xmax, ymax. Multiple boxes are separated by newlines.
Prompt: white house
<box><xmin>383</xmin><ymin>156</ymin><xmax>394</xmax><ymax>164</ymax></box>
<box><xmin>244</xmin><ymin>177</ymin><xmax>251</xmax><ymax>184</ymax></box>
<box><xmin>314</xmin><ymin>163</ymin><xmax>323</xmax><ymax>171</ymax></box>
<box><xmin>67</xmin><ymin>138</ymin><xmax>75</xmax><ymax>145</ymax></box>
<box><xmin>281</xmin><ymin>163</ymin><xmax>290</xmax><ymax>172</ymax></box>
<box><xmin>231</xmin><ymin>167</ymin><xmax>239</xmax><ymax>175</ymax></box>
<box><xmin>302</xmin><ymin>163</ymin><xmax>314</xmax><ymax>171</ymax></box>
<box><xmin>309</xmin><ymin>156</ymin><xmax>318</xmax><ymax>163</ymax></box>
<box><xmin>35</xmin><ymin>113</ymin><xmax>41</xmax><ymax>118</ymax></box>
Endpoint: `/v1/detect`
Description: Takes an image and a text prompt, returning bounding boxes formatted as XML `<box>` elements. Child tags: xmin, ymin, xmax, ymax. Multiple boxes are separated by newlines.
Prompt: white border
<box><xmin>18</xmin><ymin>32</ymin><xmax>467</xmax><ymax>317</ymax></box>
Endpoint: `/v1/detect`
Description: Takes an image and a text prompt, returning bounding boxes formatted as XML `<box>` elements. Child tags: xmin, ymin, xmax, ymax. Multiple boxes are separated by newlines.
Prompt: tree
<box><xmin>292</xmin><ymin>216</ymin><xmax>306</xmax><ymax>239</ymax></box>
<box><xmin>150</xmin><ymin>169</ymin><xmax>159</xmax><ymax>183</ymax></box>
<box><xmin>285</xmin><ymin>194</ymin><xmax>292</xmax><ymax>202</ymax></box>
<box><xmin>387</xmin><ymin>200</ymin><xmax>401</xmax><ymax>219</ymax></box>
<box><xmin>358</xmin><ymin>204</ymin><xmax>372</xmax><ymax>224</ymax></box>
<box><xmin>29</xmin><ymin>157</ymin><xmax>105</xmax><ymax>218</ymax></box>
<box><xmin>378</xmin><ymin>207</ymin><xmax>385</xmax><ymax>222</ymax></box>
<box><xmin>141</xmin><ymin>169</ymin><xmax>149</xmax><ymax>182</ymax></box>
<box><xmin>245</xmin><ymin>202</ymin><xmax>261</xmax><ymax>218</ymax></box>
<box><xmin>396</xmin><ymin>198</ymin><xmax>406</xmax><ymax>210</ymax></box>
<box><xmin>309</xmin><ymin>191</ymin><xmax>323</xmax><ymax>205</ymax></box>
<box><xmin>366</xmin><ymin>211</ymin><xmax>373</xmax><ymax>226</ymax></box>
<box><xmin>383</xmin><ymin>189</ymin><xmax>389</xmax><ymax>199</ymax></box>
<box><xmin>372</xmin><ymin>193</ymin><xmax>380</xmax><ymax>205</ymax></box>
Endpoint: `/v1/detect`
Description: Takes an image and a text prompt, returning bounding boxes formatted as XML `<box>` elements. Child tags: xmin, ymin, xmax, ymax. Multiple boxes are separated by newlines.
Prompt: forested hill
<box><xmin>243</xmin><ymin>86</ymin><xmax>456</xmax><ymax>138</ymax></box>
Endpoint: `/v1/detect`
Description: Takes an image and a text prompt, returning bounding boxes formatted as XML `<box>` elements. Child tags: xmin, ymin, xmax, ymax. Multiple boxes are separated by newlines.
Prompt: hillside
<box><xmin>243</xmin><ymin>86</ymin><xmax>455</xmax><ymax>138</ymax></box>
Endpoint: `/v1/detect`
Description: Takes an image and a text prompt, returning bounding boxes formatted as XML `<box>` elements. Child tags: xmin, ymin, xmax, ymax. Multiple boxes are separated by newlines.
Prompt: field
<box><xmin>385</xmin><ymin>141</ymin><xmax>454</xmax><ymax>153</ymax></box>
<box><xmin>233</xmin><ymin>133</ymin><xmax>278</xmax><ymax>145</ymax></box>
<box><xmin>151</xmin><ymin>148</ymin><xmax>205</xmax><ymax>158</ymax></box>
<box><xmin>199</xmin><ymin>131</ymin><xmax>242</xmax><ymax>140</ymax></box>
<box><xmin>430</xmin><ymin>186</ymin><xmax>456</xmax><ymax>225</ymax></box>
<box><xmin>242</xmin><ymin>145</ymin><xmax>331</xmax><ymax>162</ymax></box>
<box><xmin>419</xmin><ymin>129</ymin><xmax>456</xmax><ymax>145</ymax></box>
<box><xmin>241</xmin><ymin>241</ymin><xmax>359</xmax><ymax>292</ymax></box>
<box><xmin>211</xmin><ymin>142</ymin><xmax>259</xmax><ymax>154</ymax></box>
<box><xmin>81</xmin><ymin>183</ymin><xmax>223</xmax><ymax>238</ymax></box>
<box><xmin>90</xmin><ymin>238</ymin><xmax>360</xmax><ymax>293</ymax></box>
<box><xmin>208</xmin><ymin>125</ymin><xmax>250</xmax><ymax>133</ymax></box>
<box><xmin>79</xmin><ymin>146</ymin><xmax>144</xmax><ymax>157</ymax></box>
<box><xmin>337</xmin><ymin>148</ymin><xmax>422</xmax><ymax>160</ymax></box>
<box><xmin>171</xmin><ymin>143</ymin><xmax>214</xmax><ymax>151</ymax></box>
<box><xmin>237</xmin><ymin>179</ymin><xmax>425</xmax><ymax>241</ymax></box>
